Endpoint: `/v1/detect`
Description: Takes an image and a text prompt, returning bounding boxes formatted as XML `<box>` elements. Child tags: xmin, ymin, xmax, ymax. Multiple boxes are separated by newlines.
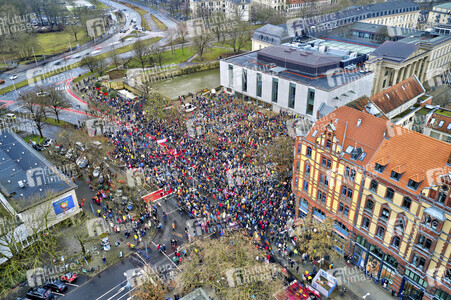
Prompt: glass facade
<box><xmin>306</xmin><ymin>88</ymin><xmax>315</xmax><ymax>115</ymax></box>
<box><xmin>256</xmin><ymin>73</ymin><xmax>262</xmax><ymax>97</ymax></box>
<box><xmin>242</xmin><ymin>69</ymin><xmax>247</xmax><ymax>92</ymax></box>
<box><xmin>289</xmin><ymin>83</ymin><xmax>296</xmax><ymax>109</ymax></box>
<box><xmin>228</xmin><ymin>64</ymin><xmax>233</xmax><ymax>87</ymax></box>
<box><xmin>272</xmin><ymin>78</ymin><xmax>278</xmax><ymax>103</ymax></box>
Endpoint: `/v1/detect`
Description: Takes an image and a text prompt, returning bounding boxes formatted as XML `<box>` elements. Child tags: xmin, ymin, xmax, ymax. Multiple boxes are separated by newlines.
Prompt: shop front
<box><xmin>399</xmin><ymin>269</ymin><xmax>428</xmax><ymax>300</ymax></box>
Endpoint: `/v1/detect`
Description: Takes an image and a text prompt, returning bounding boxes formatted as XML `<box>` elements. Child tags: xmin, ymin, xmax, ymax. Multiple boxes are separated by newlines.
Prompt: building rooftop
<box><xmin>346</xmin><ymin>95</ymin><xmax>371</xmax><ymax>111</ymax></box>
<box><xmin>370</xmin><ymin>41</ymin><xmax>418</xmax><ymax>63</ymax></box>
<box><xmin>0</xmin><ymin>130</ymin><xmax>75</xmax><ymax>213</ymax></box>
<box><xmin>426</xmin><ymin>109</ymin><xmax>451</xmax><ymax>135</ymax></box>
<box><xmin>433</xmin><ymin>2</ymin><xmax>451</xmax><ymax>10</ymax></box>
<box><xmin>224</xmin><ymin>49</ymin><xmax>373</xmax><ymax>91</ymax></box>
<box><xmin>252</xmin><ymin>24</ymin><xmax>291</xmax><ymax>45</ymax></box>
<box><xmin>369</xmin><ymin>125</ymin><xmax>451</xmax><ymax>192</ymax></box>
<box><xmin>305</xmin><ymin>106</ymin><xmax>389</xmax><ymax>166</ymax></box>
<box><xmin>370</xmin><ymin>75</ymin><xmax>425</xmax><ymax>115</ymax></box>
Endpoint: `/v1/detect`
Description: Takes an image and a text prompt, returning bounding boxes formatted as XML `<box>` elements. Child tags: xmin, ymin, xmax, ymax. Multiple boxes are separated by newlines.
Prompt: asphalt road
<box><xmin>0</xmin><ymin>0</ymin><xmax>163</xmax><ymax>91</ymax></box>
<box><xmin>62</xmin><ymin>195</ymin><xmax>189</xmax><ymax>300</ymax></box>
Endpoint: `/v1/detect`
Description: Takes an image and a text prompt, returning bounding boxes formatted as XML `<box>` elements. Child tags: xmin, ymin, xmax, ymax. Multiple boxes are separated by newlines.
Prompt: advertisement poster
<box><xmin>53</xmin><ymin>195</ymin><xmax>75</xmax><ymax>217</ymax></box>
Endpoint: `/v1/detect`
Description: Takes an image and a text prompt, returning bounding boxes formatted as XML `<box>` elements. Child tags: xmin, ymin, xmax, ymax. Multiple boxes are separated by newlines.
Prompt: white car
<box><xmin>181</xmin><ymin>103</ymin><xmax>196</xmax><ymax>113</ymax></box>
<box><xmin>43</xmin><ymin>138</ymin><xmax>53</xmax><ymax>147</ymax></box>
<box><xmin>93</xmin><ymin>166</ymin><xmax>101</xmax><ymax>178</ymax></box>
<box><xmin>9</xmin><ymin>75</ymin><xmax>18</xmax><ymax>80</ymax></box>
<box><xmin>76</xmin><ymin>156</ymin><xmax>88</xmax><ymax>168</ymax></box>
<box><xmin>37</xmin><ymin>91</ymin><xmax>50</xmax><ymax>97</ymax></box>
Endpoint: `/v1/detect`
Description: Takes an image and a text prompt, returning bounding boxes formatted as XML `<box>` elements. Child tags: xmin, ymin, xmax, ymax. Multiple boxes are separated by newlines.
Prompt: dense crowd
<box><xmin>79</xmin><ymin>77</ymin><xmax>299</xmax><ymax>263</ymax></box>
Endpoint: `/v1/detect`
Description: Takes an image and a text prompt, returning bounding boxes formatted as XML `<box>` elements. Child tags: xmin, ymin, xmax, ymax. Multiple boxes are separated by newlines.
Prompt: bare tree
<box><xmin>80</xmin><ymin>56</ymin><xmax>100</xmax><ymax>73</ymax></box>
<box><xmin>225</xmin><ymin>10</ymin><xmax>251</xmax><ymax>54</ymax></box>
<box><xmin>96</xmin><ymin>58</ymin><xmax>108</xmax><ymax>75</ymax></box>
<box><xmin>175</xmin><ymin>231</ymin><xmax>285</xmax><ymax>299</ymax></box>
<box><xmin>133</xmin><ymin>39</ymin><xmax>150</xmax><ymax>70</ymax></box>
<box><xmin>19</xmin><ymin>92</ymin><xmax>49</xmax><ymax>138</ymax></box>
<box><xmin>167</xmin><ymin>28</ymin><xmax>177</xmax><ymax>54</ymax></box>
<box><xmin>109</xmin><ymin>49</ymin><xmax>121</xmax><ymax>69</ymax></box>
<box><xmin>149</xmin><ymin>43</ymin><xmax>165</xmax><ymax>67</ymax></box>
<box><xmin>177</xmin><ymin>22</ymin><xmax>188</xmax><ymax>54</ymax></box>
<box><xmin>45</xmin><ymin>87</ymin><xmax>70</xmax><ymax>123</ymax></box>
<box><xmin>193</xmin><ymin>32</ymin><xmax>211</xmax><ymax>60</ymax></box>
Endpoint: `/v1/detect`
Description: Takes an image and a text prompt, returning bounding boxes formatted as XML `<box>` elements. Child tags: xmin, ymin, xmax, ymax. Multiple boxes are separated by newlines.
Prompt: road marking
<box><xmin>67</xmin><ymin>283</ymin><xmax>79</xmax><ymax>287</ymax></box>
<box><xmin>59</xmin><ymin>130</ymin><xmax>66</xmax><ymax>137</ymax></box>
<box><xmin>54</xmin><ymin>292</ymin><xmax>65</xmax><ymax>296</ymax></box>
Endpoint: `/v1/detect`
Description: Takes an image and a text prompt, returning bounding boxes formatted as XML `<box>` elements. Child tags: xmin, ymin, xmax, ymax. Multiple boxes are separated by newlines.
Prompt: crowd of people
<box><xmin>78</xmin><ymin>77</ymin><xmax>301</xmax><ymax>267</ymax></box>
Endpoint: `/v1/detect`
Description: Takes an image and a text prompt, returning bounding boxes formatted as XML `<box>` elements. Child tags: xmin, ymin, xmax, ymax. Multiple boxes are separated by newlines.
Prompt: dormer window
<box><xmin>375</xmin><ymin>163</ymin><xmax>386</xmax><ymax>173</ymax></box>
<box><xmin>407</xmin><ymin>179</ymin><xmax>420</xmax><ymax>191</ymax></box>
<box><xmin>390</xmin><ymin>170</ymin><xmax>402</xmax><ymax>181</ymax></box>
<box><xmin>326</xmin><ymin>139</ymin><xmax>331</xmax><ymax>148</ymax></box>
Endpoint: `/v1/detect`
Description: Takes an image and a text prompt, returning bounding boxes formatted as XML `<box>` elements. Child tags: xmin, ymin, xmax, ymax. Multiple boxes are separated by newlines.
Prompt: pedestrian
<box><xmin>102</xmin><ymin>256</ymin><xmax>106</xmax><ymax>265</ymax></box>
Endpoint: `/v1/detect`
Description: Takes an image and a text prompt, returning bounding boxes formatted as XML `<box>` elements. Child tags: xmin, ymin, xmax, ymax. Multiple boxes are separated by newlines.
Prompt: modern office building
<box><xmin>292</xmin><ymin>105</ymin><xmax>451</xmax><ymax>300</ymax></box>
<box><xmin>423</xmin><ymin>108</ymin><xmax>451</xmax><ymax>144</ymax></box>
<box><xmin>220</xmin><ymin>44</ymin><xmax>374</xmax><ymax>120</ymax></box>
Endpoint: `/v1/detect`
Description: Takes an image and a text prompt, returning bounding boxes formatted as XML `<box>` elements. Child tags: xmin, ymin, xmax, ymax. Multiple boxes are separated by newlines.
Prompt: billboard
<box><xmin>52</xmin><ymin>194</ymin><xmax>75</xmax><ymax>217</ymax></box>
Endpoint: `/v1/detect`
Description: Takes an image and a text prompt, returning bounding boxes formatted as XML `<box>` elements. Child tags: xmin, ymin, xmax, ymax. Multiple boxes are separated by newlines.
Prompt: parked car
<box><xmin>26</xmin><ymin>287</ymin><xmax>55</xmax><ymax>300</ymax></box>
<box><xmin>75</xmin><ymin>142</ymin><xmax>85</xmax><ymax>152</ymax></box>
<box><xmin>43</xmin><ymin>138</ymin><xmax>53</xmax><ymax>147</ymax></box>
<box><xmin>54</xmin><ymin>144</ymin><xmax>62</xmax><ymax>153</ymax></box>
<box><xmin>0</xmin><ymin>79</ymin><xmax>5</xmax><ymax>84</ymax></box>
<box><xmin>76</xmin><ymin>156</ymin><xmax>88</xmax><ymax>168</ymax></box>
<box><xmin>93</xmin><ymin>166</ymin><xmax>101</xmax><ymax>178</ymax></box>
<box><xmin>9</xmin><ymin>74</ymin><xmax>18</xmax><ymax>80</ymax></box>
<box><xmin>65</xmin><ymin>148</ymin><xmax>74</xmax><ymax>160</ymax></box>
<box><xmin>59</xmin><ymin>147</ymin><xmax>67</xmax><ymax>155</ymax></box>
<box><xmin>181</xmin><ymin>103</ymin><xmax>196</xmax><ymax>113</ymax></box>
<box><xmin>44</xmin><ymin>280</ymin><xmax>67</xmax><ymax>293</ymax></box>
<box><xmin>32</xmin><ymin>144</ymin><xmax>44</xmax><ymax>151</ymax></box>
<box><xmin>61</xmin><ymin>272</ymin><xmax>78</xmax><ymax>283</ymax></box>
<box><xmin>37</xmin><ymin>91</ymin><xmax>50</xmax><ymax>97</ymax></box>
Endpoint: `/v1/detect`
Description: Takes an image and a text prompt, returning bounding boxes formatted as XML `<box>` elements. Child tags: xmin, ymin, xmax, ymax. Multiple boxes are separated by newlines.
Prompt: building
<box><xmin>286</xmin><ymin>0</ymin><xmax>329</xmax><ymax>15</ymax></box>
<box><xmin>0</xmin><ymin>130</ymin><xmax>80</xmax><ymax>263</ymax></box>
<box><xmin>366</xmin><ymin>34</ymin><xmax>451</xmax><ymax>95</ymax></box>
<box><xmin>252</xmin><ymin>24</ymin><xmax>292</xmax><ymax>51</ymax></box>
<box><xmin>292</xmin><ymin>105</ymin><xmax>451</xmax><ymax>300</ymax></box>
<box><xmin>190</xmin><ymin>0</ymin><xmax>250</xmax><ymax>21</ymax></box>
<box><xmin>360</xmin><ymin>9</ymin><xmax>420</xmax><ymax>29</ymax></box>
<box><xmin>251</xmin><ymin>0</ymin><xmax>419</xmax><ymax>50</ymax></box>
<box><xmin>427</xmin><ymin>3</ymin><xmax>451</xmax><ymax>26</ymax></box>
<box><xmin>220</xmin><ymin>44</ymin><xmax>374</xmax><ymax>119</ymax></box>
<box><xmin>251</xmin><ymin>0</ymin><xmax>285</xmax><ymax>11</ymax></box>
<box><xmin>423</xmin><ymin>108</ymin><xmax>451</xmax><ymax>143</ymax></box>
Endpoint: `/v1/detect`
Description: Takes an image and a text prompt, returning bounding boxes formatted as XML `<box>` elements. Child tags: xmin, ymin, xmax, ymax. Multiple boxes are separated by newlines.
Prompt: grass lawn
<box><xmin>115</xmin><ymin>1</ymin><xmax>151</xmax><ymax>31</ymax></box>
<box><xmin>37</xmin><ymin>29</ymin><xmax>91</xmax><ymax>56</ymax></box>
<box><xmin>193</xmin><ymin>47</ymin><xmax>230</xmax><ymax>62</ymax></box>
<box><xmin>24</xmin><ymin>134</ymin><xmax>45</xmax><ymax>144</ymax></box>
<box><xmin>44</xmin><ymin>117</ymin><xmax>71</xmax><ymax>127</ymax></box>
<box><xmin>125</xmin><ymin>45</ymin><xmax>195</xmax><ymax>68</ymax></box>
<box><xmin>251</xmin><ymin>24</ymin><xmax>264</xmax><ymax>30</ymax></box>
<box><xmin>211</xmin><ymin>39</ymin><xmax>252</xmax><ymax>51</ymax></box>
<box><xmin>98</xmin><ymin>37</ymin><xmax>161</xmax><ymax>59</ymax></box>
<box><xmin>151</xmin><ymin>15</ymin><xmax>167</xmax><ymax>30</ymax></box>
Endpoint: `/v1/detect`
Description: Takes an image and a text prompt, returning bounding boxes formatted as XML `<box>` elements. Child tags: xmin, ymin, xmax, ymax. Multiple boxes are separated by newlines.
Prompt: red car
<box><xmin>61</xmin><ymin>272</ymin><xmax>77</xmax><ymax>283</ymax></box>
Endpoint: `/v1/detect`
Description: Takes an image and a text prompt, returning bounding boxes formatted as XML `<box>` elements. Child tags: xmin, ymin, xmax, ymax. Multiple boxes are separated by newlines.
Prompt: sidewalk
<box><xmin>272</xmin><ymin>247</ymin><xmax>394</xmax><ymax>300</ymax></box>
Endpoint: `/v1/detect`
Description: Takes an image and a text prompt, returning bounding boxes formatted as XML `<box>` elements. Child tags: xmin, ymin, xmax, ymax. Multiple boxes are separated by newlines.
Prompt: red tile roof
<box><xmin>370</xmin><ymin>75</ymin><xmax>425</xmax><ymax>115</ymax></box>
<box><xmin>426</xmin><ymin>109</ymin><xmax>451</xmax><ymax>135</ymax></box>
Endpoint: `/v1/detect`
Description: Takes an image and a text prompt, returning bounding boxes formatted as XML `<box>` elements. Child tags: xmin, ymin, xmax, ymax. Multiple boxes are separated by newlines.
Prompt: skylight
<box><xmin>430</xmin><ymin>118</ymin><xmax>435</xmax><ymax>125</ymax></box>
<box><xmin>345</xmin><ymin>146</ymin><xmax>354</xmax><ymax>154</ymax></box>
<box><xmin>447</xmin><ymin>123</ymin><xmax>451</xmax><ymax>130</ymax></box>
<box><xmin>438</xmin><ymin>120</ymin><xmax>444</xmax><ymax>128</ymax></box>
<box><xmin>312</xmin><ymin>130</ymin><xmax>318</xmax><ymax>137</ymax></box>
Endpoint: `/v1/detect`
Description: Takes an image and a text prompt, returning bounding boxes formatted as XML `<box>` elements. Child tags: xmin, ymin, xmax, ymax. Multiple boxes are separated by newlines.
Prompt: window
<box><xmin>272</xmin><ymin>78</ymin><xmax>278</xmax><ymax>103</ymax></box>
<box><xmin>321</xmin><ymin>192</ymin><xmax>326</xmax><ymax>203</ymax></box>
<box><xmin>303</xmin><ymin>180</ymin><xmax>308</xmax><ymax>191</ymax></box>
<box><xmin>370</xmin><ymin>180</ymin><xmax>378</xmax><ymax>192</ymax></box>
<box><xmin>350</xmin><ymin>169</ymin><xmax>356</xmax><ymax>181</ymax></box>
<box><xmin>288</xmin><ymin>83</ymin><xmax>296</xmax><ymax>109</ymax></box>
<box><xmin>242</xmin><ymin>69</ymin><xmax>247</xmax><ymax>92</ymax></box>
<box><xmin>305</xmin><ymin>165</ymin><xmax>311</xmax><ymax>175</ymax></box>
<box><xmin>317</xmin><ymin>191</ymin><xmax>323</xmax><ymax>201</ymax></box>
<box><xmin>324</xmin><ymin>176</ymin><xmax>329</xmax><ymax>186</ymax></box>
<box><xmin>344</xmin><ymin>206</ymin><xmax>349</xmax><ymax>217</ymax></box>
<box><xmin>306</xmin><ymin>146</ymin><xmax>312</xmax><ymax>158</ymax></box>
<box><xmin>296</xmin><ymin>161</ymin><xmax>300</xmax><ymax>170</ymax></box>
<box><xmin>256</xmin><ymin>73</ymin><xmax>262</xmax><ymax>97</ymax></box>
<box><xmin>366</xmin><ymin>199</ymin><xmax>374</xmax><ymax>211</ymax></box>
<box><xmin>228</xmin><ymin>64</ymin><xmax>234</xmax><ymax>86</ymax></box>
<box><xmin>320</xmin><ymin>173</ymin><xmax>324</xmax><ymax>183</ymax></box>
<box><xmin>395</xmin><ymin>218</ymin><xmax>404</xmax><ymax>231</ymax></box>
<box><xmin>407</xmin><ymin>179</ymin><xmax>420</xmax><ymax>190</ymax></box>
<box><xmin>402</xmin><ymin>197</ymin><xmax>411</xmax><ymax>210</ymax></box>
<box><xmin>362</xmin><ymin>217</ymin><xmax>370</xmax><ymax>229</ymax></box>
<box><xmin>381</xmin><ymin>208</ymin><xmax>390</xmax><ymax>220</ymax></box>
<box><xmin>385</xmin><ymin>188</ymin><xmax>394</xmax><ymax>201</ymax></box>
<box><xmin>342</xmin><ymin>186</ymin><xmax>347</xmax><ymax>196</ymax></box>
<box><xmin>390</xmin><ymin>170</ymin><xmax>402</xmax><ymax>181</ymax></box>
<box><xmin>435</xmin><ymin>289</ymin><xmax>451</xmax><ymax>300</ymax></box>
<box><xmin>412</xmin><ymin>253</ymin><xmax>426</xmax><ymax>270</ymax></box>
<box><xmin>322</xmin><ymin>157</ymin><xmax>327</xmax><ymax>166</ymax></box>
<box><xmin>339</xmin><ymin>203</ymin><xmax>344</xmax><ymax>213</ymax></box>
<box><xmin>376</xmin><ymin>226</ymin><xmax>385</xmax><ymax>238</ymax></box>
<box><xmin>326</xmin><ymin>159</ymin><xmax>331</xmax><ymax>169</ymax></box>
<box><xmin>347</xmin><ymin>189</ymin><xmax>353</xmax><ymax>199</ymax></box>
<box><xmin>297</xmin><ymin>144</ymin><xmax>301</xmax><ymax>154</ymax></box>
<box><xmin>392</xmin><ymin>236</ymin><xmax>401</xmax><ymax>248</ymax></box>
<box><xmin>437</xmin><ymin>192</ymin><xmax>447</xmax><ymax>204</ymax></box>
<box><xmin>345</xmin><ymin>167</ymin><xmax>350</xmax><ymax>178</ymax></box>
<box><xmin>326</xmin><ymin>139</ymin><xmax>331</xmax><ymax>149</ymax></box>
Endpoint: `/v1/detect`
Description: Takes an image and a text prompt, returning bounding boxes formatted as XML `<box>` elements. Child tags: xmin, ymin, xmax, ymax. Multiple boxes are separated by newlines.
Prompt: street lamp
<box><xmin>362</xmin><ymin>293</ymin><xmax>370</xmax><ymax>299</ymax></box>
